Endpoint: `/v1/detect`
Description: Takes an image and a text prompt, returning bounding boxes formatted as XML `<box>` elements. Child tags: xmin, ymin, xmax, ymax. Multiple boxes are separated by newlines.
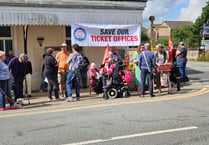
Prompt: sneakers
<box><xmin>16</xmin><ymin>98</ymin><xmax>24</xmax><ymax>105</ymax></box>
<box><xmin>59</xmin><ymin>94</ymin><xmax>65</xmax><ymax>100</ymax></box>
<box><xmin>66</xmin><ymin>97</ymin><xmax>73</xmax><ymax>102</ymax></box>
<box><xmin>48</xmin><ymin>98</ymin><xmax>53</xmax><ymax>101</ymax></box>
<box><xmin>12</xmin><ymin>102</ymin><xmax>22</xmax><ymax>109</ymax></box>
<box><xmin>5</xmin><ymin>103</ymin><xmax>11</xmax><ymax>108</ymax></box>
<box><xmin>1</xmin><ymin>103</ymin><xmax>22</xmax><ymax>111</ymax></box>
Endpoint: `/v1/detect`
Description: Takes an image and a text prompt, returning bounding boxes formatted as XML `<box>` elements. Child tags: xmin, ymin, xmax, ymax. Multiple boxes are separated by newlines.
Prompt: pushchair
<box><xmin>154</xmin><ymin>63</ymin><xmax>181</xmax><ymax>94</ymax></box>
<box><xmin>106</xmin><ymin>61</ymin><xmax>131</xmax><ymax>99</ymax></box>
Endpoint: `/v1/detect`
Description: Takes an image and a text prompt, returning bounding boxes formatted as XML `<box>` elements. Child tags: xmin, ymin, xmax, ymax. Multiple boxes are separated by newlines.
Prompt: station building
<box><xmin>0</xmin><ymin>0</ymin><xmax>147</xmax><ymax>90</ymax></box>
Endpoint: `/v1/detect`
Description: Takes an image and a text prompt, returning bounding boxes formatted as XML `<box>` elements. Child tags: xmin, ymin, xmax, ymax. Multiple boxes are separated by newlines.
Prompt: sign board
<box><xmin>158</xmin><ymin>64</ymin><xmax>172</xmax><ymax>72</ymax></box>
<box><xmin>203</xmin><ymin>23</ymin><xmax>209</xmax><ymax>30</ymax></box>
<box><xmin>71</xmin><ymin>23</ymin><xmax>141</xmax><ymax>46</ymax></box>
<box><xmin>200</xmin><ymin>45</ymin><xmax>205</xmax><ymax>50</ymax></box>
<box><xmin>201</xmin><ymin>40</ymin><xmax>209</xmax><ymax>51</ymax></box>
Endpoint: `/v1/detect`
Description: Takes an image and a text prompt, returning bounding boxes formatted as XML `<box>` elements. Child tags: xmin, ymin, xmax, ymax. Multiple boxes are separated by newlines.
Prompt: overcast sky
<box><xmin>143</xmin><ymin>0</ymin><xmax>208</xmax><ymax>28</ymax></box>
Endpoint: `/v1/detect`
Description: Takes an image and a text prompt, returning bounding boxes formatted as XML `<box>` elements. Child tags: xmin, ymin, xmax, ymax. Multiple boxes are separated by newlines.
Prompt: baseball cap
<box><xmin>61</xmin><ymin>43</ymin><xmax>67</xmax><ymax>47</ymax></box>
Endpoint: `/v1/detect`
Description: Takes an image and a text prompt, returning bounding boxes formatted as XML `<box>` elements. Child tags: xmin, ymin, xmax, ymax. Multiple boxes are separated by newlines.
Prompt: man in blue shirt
<box><xmin>66</xmin><ymin>44</ymin><xmax>82</xmax><ymax>102</ymax></box>
<box><xmin>138</xmin><ymin>43</ymin><xmax>156</xmax><ymax>97</ymax></box>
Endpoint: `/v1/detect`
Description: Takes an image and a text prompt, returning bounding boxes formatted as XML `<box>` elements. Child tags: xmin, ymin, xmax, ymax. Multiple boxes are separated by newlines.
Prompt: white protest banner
<box><xmin>71</xmin><ymin>23</ymin><xmax>141</xmax><ymax>46</ymax></box>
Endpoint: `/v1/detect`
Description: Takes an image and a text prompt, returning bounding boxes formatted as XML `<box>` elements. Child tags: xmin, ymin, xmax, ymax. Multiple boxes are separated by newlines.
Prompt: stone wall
<box><xmin>187</xmin><ymin>49</ymin><xmax>199</xmax><ymax>61</ymax></box>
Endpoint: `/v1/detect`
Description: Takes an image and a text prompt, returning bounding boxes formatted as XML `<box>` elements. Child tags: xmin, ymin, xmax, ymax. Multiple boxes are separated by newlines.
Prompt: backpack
<box><xmin>72</xmin><ymin>54</ymin><xmax>84</xmax><ymax>71</ymax></box>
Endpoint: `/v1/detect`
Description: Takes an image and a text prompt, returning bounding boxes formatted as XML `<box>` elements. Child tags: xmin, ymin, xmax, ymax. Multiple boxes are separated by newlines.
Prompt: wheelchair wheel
<box><xmin>107</xmin><ymin>88</ymin><xmax>118</xmax><ymax>99</ymax></box>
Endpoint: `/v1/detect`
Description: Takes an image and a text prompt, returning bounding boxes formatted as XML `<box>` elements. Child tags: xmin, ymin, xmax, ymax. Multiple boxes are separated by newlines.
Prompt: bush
<box><xmin>205</xmin><ymin>51</ymin><xmax>209</xmax><ymax>61</ymax></box>
<box><xmin>155</xmin><ymin>38</ymin><xmax>168</xmax><ymax>47</ymax></box>
<box><xmin>197</xmin><ymin>51</ymin><xmax>209</xmax><ymax>61</ymax></box>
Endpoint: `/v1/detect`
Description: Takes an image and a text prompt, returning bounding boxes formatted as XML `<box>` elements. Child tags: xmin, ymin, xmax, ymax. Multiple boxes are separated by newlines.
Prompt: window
<box><xmin>65</xmin><ymin>26</ymin><xmax>71</xmax><ymax>37</ymax></box>
<box><xmin>0</xmin><ymin>27</ymin><xmax>11</xmax><ymax>37</ymax></box>
<box><xmin>0</xmin><ymin>26</ymin><xmax>13</xmax><ymax>55</ymax></box>
<box><xmin>65</xmin><ymin>26</ymin><xmax>72</xmax><ymax>52</ymax></box>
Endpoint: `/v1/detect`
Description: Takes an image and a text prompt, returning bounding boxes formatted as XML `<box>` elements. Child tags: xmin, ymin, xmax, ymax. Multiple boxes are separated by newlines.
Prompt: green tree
<box><xmin>141</xmin><ymin>30</ymin><xmax>150</xmax><ymax>44</ymax></box>
<box><xmin>155</xmin><ymin>38</ymin><xmax>168</xmax><ymax>48</ymax></box>
<box><xmin>193</xmin><ymin>1</ymin><xmax>209</xmax><ymax>45</ymax></box>
<box><xmin>172</xmin><ymin>26</ymin><xmax>199</xmax><ymax>48</ymax></box>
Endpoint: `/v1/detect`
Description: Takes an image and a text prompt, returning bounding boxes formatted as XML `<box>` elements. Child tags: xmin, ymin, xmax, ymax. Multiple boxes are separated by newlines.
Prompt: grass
<box><xmin>197</xmin><ymin>51</ymin><xmax>209</xmax><ymax>61</ymax></box>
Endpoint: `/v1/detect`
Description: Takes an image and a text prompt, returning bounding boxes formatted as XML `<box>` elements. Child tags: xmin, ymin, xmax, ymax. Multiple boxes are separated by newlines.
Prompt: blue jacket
<box><xmin>138</xmin><ymin>50</ymin><xmax>156</xmax><ymax>70</ymax></box>
<box><xmin>0</xmin><ymin>61</ymin><xmax>10</xmax><ymax>80</ymax></box>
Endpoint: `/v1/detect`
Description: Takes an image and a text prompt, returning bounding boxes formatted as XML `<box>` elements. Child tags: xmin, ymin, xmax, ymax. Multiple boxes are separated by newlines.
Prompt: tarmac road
<box><xmin>0</xmin><ymin>61</ymin><xmax>209</xmax><ymax>145</ymax></box>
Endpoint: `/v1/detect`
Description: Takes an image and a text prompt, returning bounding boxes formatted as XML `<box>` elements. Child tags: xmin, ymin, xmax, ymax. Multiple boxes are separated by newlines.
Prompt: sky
<box><xmin>143</xmin><ymin>0</ymin><xmax>208</xmax><ymax>28</ymax></box>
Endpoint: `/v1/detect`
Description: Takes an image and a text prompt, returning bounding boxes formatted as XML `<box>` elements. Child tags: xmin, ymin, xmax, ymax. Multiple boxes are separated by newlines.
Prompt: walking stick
<box><xmin>0</xmin><ymin>86</ymin><xmax>14</xmax><ymax>104</ymax></box>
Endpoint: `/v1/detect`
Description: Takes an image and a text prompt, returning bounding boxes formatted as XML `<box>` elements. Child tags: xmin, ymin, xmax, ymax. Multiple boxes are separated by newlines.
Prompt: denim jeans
<box><xmin>176</xmin><ymin>62</ymin><xmax>186</xmax><ymax>82</ymax></box>
<box><xmin>0</xmin><ymin>80</ymin><xmax>13</xmax><ymax>108</ymax></box>
<box><xmin>66</xmin><ymin>70</ymin><xmax>80</xmax><ymax>100</ymax></box>
<box><xmin>141</xmin><ymin>69</ymin><xmax>153</xmax><ymax>96</ymax></box>
<box><xmin>80</xmin><ymin>70</ymin><xmax>87</xmax><ymax>88</ymax></box>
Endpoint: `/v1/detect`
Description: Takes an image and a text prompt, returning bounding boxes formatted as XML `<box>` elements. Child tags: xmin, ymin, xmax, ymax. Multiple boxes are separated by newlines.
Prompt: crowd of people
<box><xmin>131</xmin><ymin>42</ymin><xmax>188</xmax><ymax>97</ymax></box>
<box><xmin>0</xmin><ymin>52</ymin><xmax>31</xmax><ymax>110</ymax></box>
<box><xmin>42</xmin><ymin>43</ymin><xmax>90</xmax><ymax>102</ymax></box>
<box><xmin>0</xmin><ymin>41</ymin><xmax>188</xmax><ymax>110</ymax></box>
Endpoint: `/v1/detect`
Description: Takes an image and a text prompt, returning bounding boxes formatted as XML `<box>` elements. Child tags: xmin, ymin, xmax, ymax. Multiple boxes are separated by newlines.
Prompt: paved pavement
<box><xmin>0</xmin><ymin>61</ymin><xmax>209</xmax><ymax>145</ymax></box>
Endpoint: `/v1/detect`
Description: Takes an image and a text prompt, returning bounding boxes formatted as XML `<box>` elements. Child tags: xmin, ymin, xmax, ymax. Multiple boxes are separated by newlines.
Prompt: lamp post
<box><xmin>149</xmin><ymin>16</ymin><xmax>155</xmax><ymax>51</ymax></box>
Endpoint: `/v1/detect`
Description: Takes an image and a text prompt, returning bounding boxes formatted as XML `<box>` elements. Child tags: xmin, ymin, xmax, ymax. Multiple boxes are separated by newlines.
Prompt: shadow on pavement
<box><xmin>187</xmin><ymin>67</ymin><xmax>204</xmax><ymax>75</ymax></box>
<box><xmin>21</xmin><ymin>73</ymin><xmax>199</xmax><ymax>110</ymax></box>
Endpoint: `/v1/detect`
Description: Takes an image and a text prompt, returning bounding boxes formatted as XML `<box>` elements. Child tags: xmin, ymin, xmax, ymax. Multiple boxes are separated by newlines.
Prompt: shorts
<box><xmin>58</xmin><ymin>72</ymin><xmax>67</xmax><ymax>84</ymax></box>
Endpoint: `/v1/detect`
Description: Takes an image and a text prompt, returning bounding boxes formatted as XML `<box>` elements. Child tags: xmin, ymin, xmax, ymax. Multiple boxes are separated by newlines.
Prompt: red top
<box><xmin>88</xmin><ymin>68</ymin><xmax>100</xmax><ymax>87</ymax></box>
<box><xmin>103</xmin><ymin>59</ymin><xmax>110</xmax><ymax>73</ymax></box>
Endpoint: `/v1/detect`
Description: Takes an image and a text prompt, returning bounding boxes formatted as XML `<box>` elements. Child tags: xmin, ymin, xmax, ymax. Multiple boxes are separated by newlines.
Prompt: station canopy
<box><xmin>0</xmin><ymin>0</ymin><xmax>146</xmax><ymax>26</ymax></box>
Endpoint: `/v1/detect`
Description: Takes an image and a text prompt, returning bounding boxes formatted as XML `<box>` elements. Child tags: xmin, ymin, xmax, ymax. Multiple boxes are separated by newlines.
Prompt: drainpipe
<box><xmin>23</xmin><ymin>25</ymin><xmax>28</xmax><ymax>54</ymax></box>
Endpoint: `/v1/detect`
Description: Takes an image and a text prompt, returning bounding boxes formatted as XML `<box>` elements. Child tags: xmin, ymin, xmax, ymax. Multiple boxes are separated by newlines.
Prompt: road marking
<box><xmin>63</xmin><ymin>126</ymin><xmax>198</xmax><ymax>145</ymax></box>
<box><xmin>0</xmin><ymin>88</ymin><xmax>209</xmax><ymax>118</ymax></box>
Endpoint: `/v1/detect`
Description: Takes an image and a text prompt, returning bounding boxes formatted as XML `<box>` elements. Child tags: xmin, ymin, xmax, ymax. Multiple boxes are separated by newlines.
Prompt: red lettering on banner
<box><xmin>108</xmin><ymin>36</ymin><xmax>112</xmax><ymax>41</ymax></box>
<box><xmin>132</xmin><ymin>36</ymin><xmax>135</xmax><ymax>41</ymax></box>
<box><xmin>121</xmin><ymin>36</ymin><xmax>125</xmax><ymax>42</ymax></box>
<box><xmin>134</xmin><ymin>36</ymin><xmax>139</xmax><ymax>41</ymax></box>
<box><xmin>91</xmin><ymin>36</ymin><xmax>95</xmax><ymax>41</ymax></box>
<box><xmin>101</xmin><ymin>36</ymin><xmax>105</xmax><ymax>41</ymax></box>
<box><xmin>127</xmin><ymin>36</ymin><xmax>131</xmax><ymax>41</ymax></box>
<box><xmin>113</xmin><ymin>36</ymin><xmax>117</xmax><ymax>42</ymax></box>
<box><xmin>91</xmin><ymin>35</ymin><xmax>138</xmax><ymax>42</ymax></box>
<box><xmin>91</xmin><ymin>36</ymin><xmax>113</xmax><ymax>42</ymax></box>
<box><xmin>96</xmin><ymin>36</ymin><xmax>100</xmax><ymax>41</ymax></box>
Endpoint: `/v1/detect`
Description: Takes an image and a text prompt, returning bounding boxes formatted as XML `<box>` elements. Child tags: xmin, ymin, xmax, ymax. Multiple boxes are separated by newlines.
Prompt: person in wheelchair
<box><xmin>88</xmin><ymin>63</ymin><xmax>103</xmax><ymax>95</ymax></box>
<box><xmin>106</xmin><ymin>58</ymin><xmax>131</xmax><ymax>99</ymax></box>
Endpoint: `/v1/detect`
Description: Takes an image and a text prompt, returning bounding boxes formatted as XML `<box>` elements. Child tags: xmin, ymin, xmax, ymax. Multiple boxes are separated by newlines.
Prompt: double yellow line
<box><xmin>0</xmin><ymin>88</ymin><xmax>208</xmax><ymax>119</ymax></box>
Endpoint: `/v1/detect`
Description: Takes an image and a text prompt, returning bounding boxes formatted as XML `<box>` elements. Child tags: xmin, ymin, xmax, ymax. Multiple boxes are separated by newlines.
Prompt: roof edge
<box><xmin>0</xmin><ymin>0</ymin><xmax>147</xmax><ymax>10</ymax></box>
